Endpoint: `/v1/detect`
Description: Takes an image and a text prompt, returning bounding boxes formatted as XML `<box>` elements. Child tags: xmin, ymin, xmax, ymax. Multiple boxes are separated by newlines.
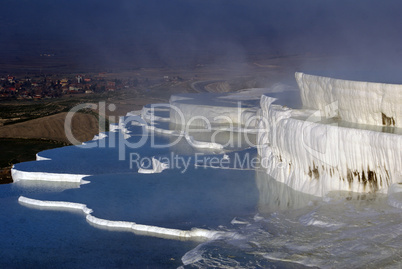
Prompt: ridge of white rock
<box><xmin>257</xmin><ymin>94</ymin><xmax>402</xmax><ymax>196</ymax></box>
<box><xmin>11</xmin><ymin>167</ymin><xmax>90</xmax><ymax>184</ymax></box>
<box><xmin>86</xmin><ymin>215</ymin><xmax>135</xmax><ymax>229</ymax></box>
<box><xmin>145</xmin><ymin>124</ymin><xmax>183</xmax><ymax>136</ymax></box>
<box><xmin>138</xmin><ymin>157</ymin><xmax>169</xmax><ymax>174</ymax></box>
<box><xmin>88</xmin><ymin>214</ymin><xmax>226</xmax><ymax>240</ymax></box>
<box><xmin>36</xmin><ymin>154</ymin><xmax>51</xmax><ymax>161</ymax></box>
<box><xmin>109</xmin><ymin>123</ymin><xmax>119</xmax><ymax>132</ymax></box>
<box><xmin>108</xmin><ymin>116</ymin><xmax>129</xmax><ymax>133</ymax></box>
<box><xmin>296</xmin><ymin>72</ymin><xmax>402</xmax><ymax>127</ymax></box>
<box><xmin>125</xmin><ymin>110</ymin><xmax>142</xmax><ymax>117</ymax></box>
<box><xmin>169</xmin><ymin>93</ymin><xmax>259</xmax><ymax>127</ymax></box>
<box><xmin>387</xmin><ymin>183</ymin><xmax>402</xmax><ymax>209</ymax></box>
<box><xmin>92</xmin><ymin>132</ymin><xmax>108</xmax><ymax>141</ymax></box>
<box><xmin>218</xmin><ymin>86</ymin><xmax>296</xmax><ymax>101</ymax></box>
<box><xmin>19</xmin><ymin>196</ymin><xmax>227</xmax><ymax>241</ymax></box>
<box><xmin>18</xmin><ymin>196</ymin><xmax>93</xmax><ymax>214</ymax></box>
<box><xmin>185</xmin><ymin>134</ymin><xmax>224</xmax><ymax>150</ymax></box>
<box><xmin>141</xmin><ymin>104</ymin><xmax>171</xmax><ymax>124</ymax></box>
<box><xmin>142</xmin><ymin>111</ymin><xmax>170</xmax><ymax>123</ymax></box>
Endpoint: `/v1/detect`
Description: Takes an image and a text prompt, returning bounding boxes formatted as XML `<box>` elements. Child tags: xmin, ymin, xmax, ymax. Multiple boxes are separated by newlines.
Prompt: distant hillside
<box><xmin>0</xmin><ymin>112</ymin><xmax>99</xmax><ymax>144</ymax></box>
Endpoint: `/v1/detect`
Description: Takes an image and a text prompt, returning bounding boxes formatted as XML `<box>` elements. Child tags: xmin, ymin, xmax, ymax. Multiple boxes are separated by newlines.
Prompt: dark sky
<box><xmin>1</xmin><ymin>0</ymin><xmax>402</xmax><ymax>78</ymax></box>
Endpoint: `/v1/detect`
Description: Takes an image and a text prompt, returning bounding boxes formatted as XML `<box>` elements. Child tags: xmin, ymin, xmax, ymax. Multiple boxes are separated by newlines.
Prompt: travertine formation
<box><xmin>257</xmin><ymin>73</ymin><xmax>402</xmax><ymax>196</ymax></box>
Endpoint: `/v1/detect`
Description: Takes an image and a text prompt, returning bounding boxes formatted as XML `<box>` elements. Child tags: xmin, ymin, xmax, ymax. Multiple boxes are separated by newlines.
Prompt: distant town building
<box><xmin>69</xmin><ymin>85</ymin><xmax>82</xmax><ymax>91</ymax></box>
<box><xmin>60</xmin><ymin>79</ymin><xmax>69</xmax><ymax>86</ymax></box>
<box><xmin>107</xmin><ymin>81</ymin><xmax>116</xmax><ymax>91</ymax></box>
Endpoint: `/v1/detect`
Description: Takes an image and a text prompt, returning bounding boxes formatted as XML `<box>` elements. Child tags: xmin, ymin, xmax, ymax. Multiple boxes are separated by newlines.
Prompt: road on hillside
<box><xmin>190</xmin><ymin>80</ymin><xmax>225</xmax><ymax>93</ymax></box>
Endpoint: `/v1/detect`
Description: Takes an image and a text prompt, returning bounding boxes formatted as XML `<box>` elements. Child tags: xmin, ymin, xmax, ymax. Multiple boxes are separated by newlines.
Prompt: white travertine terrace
<box><xmin>169</xmin><ymin>93</ymin><xmax>259</xmax><ymax>127</ymax></box>
<box><xmin>12</xmin><ymin>80</ymin><xmax>401</xmax><ymax>199</ymax></box>
<box><xmin>258</xmin><ymin>73</ymin><xmax>402</xmax><ymax>197</ymax></box>
<box><xmin>138</xmin><ymin>157</ymin><xmax>169</xmax><ymax>174</ymax></box>
<box><xmin>184</xmin><ymin>134</ymin><xmax>224</xmax><ymax>150</ymax></box>
<box><xmin>19</xmin><ymin>196</ymin><xmax>93</xmax><ymax>214</ymax></box>
<box><xmin>18</xmin><ymin>196</ymin><xmax>228</xmax><ymax>241</ymax></box>
<box><xmin>12</xmin><ymin>168</ymin><xmax>90</xmax><ymax>183</ymax></box>
<box><xmin>296</xmin><ymin>72</ymin><xmax>402</xmax><ymax>127</ymax></box>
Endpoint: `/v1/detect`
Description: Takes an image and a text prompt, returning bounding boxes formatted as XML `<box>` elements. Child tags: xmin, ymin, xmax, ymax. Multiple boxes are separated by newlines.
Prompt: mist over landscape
<box><xmin>1</xmin><ymin>1</ymin><xmax>402</xmax><ymax>268</ymax></box>
<box><xmin>1</xmin><ymin>0</ymin><xmax>402</xmax><ymax>81</ymax></box>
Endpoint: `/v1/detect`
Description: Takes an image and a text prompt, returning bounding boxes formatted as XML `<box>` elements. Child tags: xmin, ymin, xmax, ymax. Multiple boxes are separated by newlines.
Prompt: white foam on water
<box><xmin>387</xmin><ymin>183</ymin><xmax>402</xmax><ymax>209</ymax></box>
<box><xmin>181</xmin><ymin>192</ymin><xmax>402</xmax><ymax>268</ymax></box>
<box><xmin>230</xmin><ymin>217</ymin><xmax>249</xmax><ymax>225</ymax></box>
<box><xmin>298</xmin><ymin>210</ymin><xmax>345</xmax><ymax>229</ymax></box>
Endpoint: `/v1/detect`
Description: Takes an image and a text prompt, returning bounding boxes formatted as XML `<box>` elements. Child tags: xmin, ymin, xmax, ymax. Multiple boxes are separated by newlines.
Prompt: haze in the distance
<box><xmin>1</xmin><ymin>0</ymin><xmax>402</xmax><ymax>81</ymax></box>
